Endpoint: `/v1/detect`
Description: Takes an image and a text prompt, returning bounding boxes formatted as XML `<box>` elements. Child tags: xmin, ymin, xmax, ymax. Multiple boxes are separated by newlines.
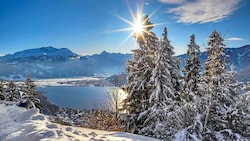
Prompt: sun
<box><xmin>130</xmin><ymin>12</ymin><xmax>147</xmax><ymax>41</ymax></box>
<box><xmin>110</xmin><ymin>2</ymin><xmax>160</xmax><ymax>45</ymax></box>
<box><xmin>133</xmin><ymin>18</ymin><xmax>143</xmax><ymax>36</ymax></box>
<box><xmin>113</xmin><ymin>9</ymin><xmax>148</xmax><ymax>43</ymax></box>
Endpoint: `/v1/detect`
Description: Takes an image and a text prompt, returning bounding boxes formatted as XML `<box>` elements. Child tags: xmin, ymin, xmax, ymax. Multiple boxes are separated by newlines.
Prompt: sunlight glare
<box><xmin>110</xmin><ymin>1</ymin><xmax>163</xmax><ymax>47</ymax></box>
<box><xmin>133</xmin><ymin>19</ymin><xmax>143</xmax><ymax>35</ymax></box>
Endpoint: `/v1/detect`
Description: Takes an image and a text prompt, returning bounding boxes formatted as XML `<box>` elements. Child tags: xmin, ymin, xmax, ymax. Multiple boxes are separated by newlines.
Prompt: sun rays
<box><xmin>110</xmin><ymin>1</ymin><xmax>161</xmax><ymax>46</ymax></box>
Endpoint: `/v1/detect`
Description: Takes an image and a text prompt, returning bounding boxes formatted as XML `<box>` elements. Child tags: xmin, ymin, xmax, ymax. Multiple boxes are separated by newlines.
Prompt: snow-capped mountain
<box><xmin>0</xmin><ymin>47</ymin><xmax>131</xmax><ymax>79</ymax></box>
<box><xmin>0</xmin><ymin>46</ymin><xmax>78</xmax><ymax>62</ymax></box>
<box><xmin>0</xmin><ymin>45</ymin><xmax>249</xmax><ymax>80</ymax></box>
<box><xmin>224</xmin><ymin>45</ymin><xmax>250</xmax><ymax>71</ymax></box>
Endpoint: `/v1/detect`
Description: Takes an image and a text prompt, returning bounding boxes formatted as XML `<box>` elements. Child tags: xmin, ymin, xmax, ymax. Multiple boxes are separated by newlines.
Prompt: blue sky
<box><xmin>0</xmin><ymin>0</ymin><xmax>249</xmax><ymax>56</ymax></box>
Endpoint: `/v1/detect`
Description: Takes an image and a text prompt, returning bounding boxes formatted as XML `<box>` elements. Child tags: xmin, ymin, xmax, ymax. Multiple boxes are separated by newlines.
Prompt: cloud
<box><xmin>159</xmin><ymin>0</ymin><xmax>186</xmax><ymax>4</ymax></box>
<box><xmin>226</xmin><ymin>37</ymin><xmax>244</xmax><ymax>41</ymax></box>
<box><xmin>160</xmin><ymin>0</ymin><xmax>241</xmax><ymax>24</ymax></box>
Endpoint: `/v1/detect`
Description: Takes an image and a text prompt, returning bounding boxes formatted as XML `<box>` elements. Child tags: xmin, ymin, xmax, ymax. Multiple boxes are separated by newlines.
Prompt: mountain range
<box><xmin>0</xmin><ymin>46</ymin><xmax>131</xmax><ymax>79</ymax></box>
<box><xmin>0</xmin><ymin>46</ymin><xmax>78</xmax><ymax>62</ymax></box>
<box><xmin>0</xmin><ymin>45</ymin><xmax>249</xmax><ymax>81</ymax></box>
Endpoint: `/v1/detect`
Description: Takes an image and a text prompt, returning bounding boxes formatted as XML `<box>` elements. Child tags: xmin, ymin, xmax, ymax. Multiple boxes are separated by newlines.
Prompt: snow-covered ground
<box><xmin>0</xmin><ymin>104</ymin><xmax>160</xmax><ymax>141</ymax></box>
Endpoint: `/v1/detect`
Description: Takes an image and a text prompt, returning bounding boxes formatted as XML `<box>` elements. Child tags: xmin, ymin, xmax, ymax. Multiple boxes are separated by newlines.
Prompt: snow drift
<box><xmin>0</xmin><ymin>104</ymin><xmax>160</xmax><ymax>141</ymax></box>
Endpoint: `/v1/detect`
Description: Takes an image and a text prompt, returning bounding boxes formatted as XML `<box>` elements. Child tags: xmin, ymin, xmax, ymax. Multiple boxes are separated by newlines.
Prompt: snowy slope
<box><xmin>0</xmin><ymin>104</ymin><xmax>160</xmax><ymax>141</ymax></box>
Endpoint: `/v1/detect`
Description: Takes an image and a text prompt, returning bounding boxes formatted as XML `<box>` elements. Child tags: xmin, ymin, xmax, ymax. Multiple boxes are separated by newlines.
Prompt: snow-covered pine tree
<box><xmin>122</xmin><ymin>15</ymin><xmax>158</xmax><ymax>134</ymax></box>
<box><xmin>246</xmin><ymin>82</ymin><xmax>250</xmax><ymax>91</ymax></box>
<box><xmin>138</xmin><ymin>27</ymin><xmax>183</xmax><ymax>140</ymax></box>
<box><xmin>5</xmin><ymin>80</ymin><xmax>19</xmax><ymax>101</ymax></box>
<box><xmin>20</xmin><ymin>74</ymin><xmax>41</xmax><ymax>109</ymax></box>
<box><xmin>161</xmin><ymin>28</ymin><xmax>181</xmax><ymax>94</ymax></box>
<box><xmin>0</xmin><ymin>80</ymin><xmax>5</xmax><ymax>100</ymax></box>
<box><xmin>240</xmin><ymin>82</ymin><xmax>250</xmax><ymax>119</ymax></box>
<box><xmin>204</xmin><ymin>30</ymin><xmax>228</xmax><ymax>77</ymax></box>
<box><xmin>174</xmin><ymin>34</ymin><xmax>207</xmax><ymax>140</ymax></box>
<box><xmin>225</xmin><ymin>66</ymin><xmax>250</xmax><ymax>139</ymax></box>
<box><xmin>202</xmin><ymin>31</ymin><xmax>249</xmax><ymax>140</ymax></box>
<box><xmin>182</xmin><ymin>34</ymin><xmax>202</xmax><ymax>101</ymax></box>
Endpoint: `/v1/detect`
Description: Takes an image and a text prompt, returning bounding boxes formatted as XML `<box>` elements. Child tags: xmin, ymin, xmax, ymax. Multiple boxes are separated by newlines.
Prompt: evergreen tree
<box><xmin>202</xmin><ymin>31</ymin><xmax>249</xmax><ymax>140</ymax></box>
<box><xmin>240</xmin><ymin>82</ymin><xmax>250</xmax><ymax>118</ymax></box>
<box><xmin>0</xmin><ymin>81</ymin><xmax>5</xmax><ymax>100</ymax></box>
<box><xmin>122</xmin><ymin>15</ymin><xmax>157</xmax><ymax>133</ymax></box>
<box><xmin>174</xmin><ymin>31</ymin><xmax>249</xmax><ymax>141</ymax></box>
<box><xmin>161</xmin><ymin>28</ymin><xmax>181</xmax><ymax>93</ymax></box>
<box><xmin>5</xmin><ymin>81</ymin><xmax>19</xmax><ymax>101</ymax></box>
<box><xmin>21</xmin><ymin>74</ymin><xmax>41</xmax><ymax>109</ymax></box>
<box><xmin>138</xmin><ymin>27</ymin><xmax>182</xmax><ymax>139</ymax></box>
<box><xmin>182</xmin><ymin>34</ymin><xmax>202</xmax><ymax>101</ymax></box>
<box><xmin>175</xmin><ymin>34</ymin><xmax>206</xmax><ymax>140</ymax></box>
<box><xmin>205</xmin><ymin>31</ymin><xmax>226</xmax><ymax>77</ymax></box>
<box><xmin>225</xmin><ymin>67</ymin><xmax>250</xmax><ymax>138</ymax></box>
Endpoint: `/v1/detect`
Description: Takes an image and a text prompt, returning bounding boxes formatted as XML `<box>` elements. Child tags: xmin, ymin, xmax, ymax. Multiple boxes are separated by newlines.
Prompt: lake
<box><xmin>37</xmin><ymin>86</ymin><xmax>109</xmax><ymax>110</ymax></box>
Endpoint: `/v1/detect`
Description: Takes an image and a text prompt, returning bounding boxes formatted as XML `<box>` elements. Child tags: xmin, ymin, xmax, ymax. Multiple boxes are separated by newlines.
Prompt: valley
<box><xmin>0</xmin><ymin>45</ymin><xmax>249</xmax><ymax>81</ymax></box>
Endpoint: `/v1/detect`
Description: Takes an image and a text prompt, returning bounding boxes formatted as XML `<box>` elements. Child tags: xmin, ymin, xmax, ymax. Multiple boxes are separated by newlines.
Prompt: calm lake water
<box><xmin>38</xmin><ymin>86</ymin><xmax>109</xmax><ymax>110</ymax></box>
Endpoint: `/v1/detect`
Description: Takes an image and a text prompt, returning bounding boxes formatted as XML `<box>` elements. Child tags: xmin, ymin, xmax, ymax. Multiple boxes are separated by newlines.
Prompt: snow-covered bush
<box><xmin>19</xmin><ymin>74</ymin><xmax>41</xmax><ymax>110</ymax></box>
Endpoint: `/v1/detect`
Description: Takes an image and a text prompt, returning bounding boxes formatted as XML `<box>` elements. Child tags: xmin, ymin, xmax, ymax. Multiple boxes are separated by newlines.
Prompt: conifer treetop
<box><xmin>208</xmin><ymin>30</ymin><xmax>225</xmax><ymax>47</ymax></box>
<box><xmin>190</xmin><ymin>34</ymin><xmax>195</xmax><ymax>45</ymax></box>
<box><xmin>162</xmin><ymin>27</ymin><xmax>170</xmax><ymax>44</ymax></box>
<box><xmin>143</xmin><ymin>15</ymin><xmax>153</xmax><ymax>33</ymax></box>
<box><xmin>205</xmin><ymin>30</ymin><xmax>226</xmax><ymax>76</ymax></box>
